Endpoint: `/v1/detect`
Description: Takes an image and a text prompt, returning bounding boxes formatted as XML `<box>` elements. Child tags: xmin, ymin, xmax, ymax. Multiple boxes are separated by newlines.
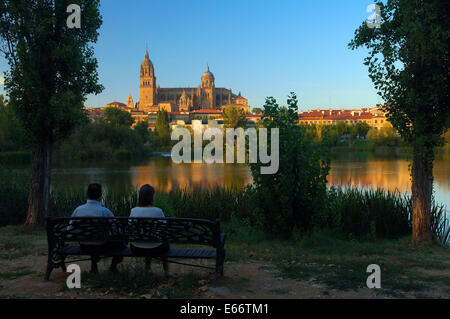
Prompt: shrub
<box><xmin>113</xmin><ymin>149</ymin><xmax>132</xmax><ymax>161</ymax></box>
<box><xmin>249</xmin><ymin>94</ymin><xmax>330</xmax><ymax>238</ymax></box>
<box><xmin>53</xmin><ymin>122</ymin><xmax>151</xmax><ymax>161</ymax></box>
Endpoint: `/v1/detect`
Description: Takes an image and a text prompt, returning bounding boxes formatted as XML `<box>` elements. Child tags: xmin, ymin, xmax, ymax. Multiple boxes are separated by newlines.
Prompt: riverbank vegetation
<box><xmin>1</xmin><ymin>168</ymin><xmax>448</xmax><ymax>245</ymax></box>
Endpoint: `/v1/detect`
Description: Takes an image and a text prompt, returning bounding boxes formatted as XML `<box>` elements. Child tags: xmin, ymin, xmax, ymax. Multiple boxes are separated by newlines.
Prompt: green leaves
<box><xmin>155</xmin><ymin>110</ymin><xmax>171</xmax><ymax>147</ymax></box>
<box><xmin>223</xmin><ymin>106</ymin><xmax>247</xmax><ymax>129</ymax></box>
<box><xmin>0</xmin><ymin>0</ymin><xmax>103</xmax><ymax>141</ymax></box>
<box><xmin>249</xmin><ymin>93</ymin><xmax>330</xmax><ymax>237</ymax></box>
<box><xmin>104</xmin><ymin>107</ymin><xmax>134</xmax><ymax>128</ymax></box>
<box><xmin>349</xmin><ymin>0</ymin><xmax>449</xmax><ymax>161</ymax></box>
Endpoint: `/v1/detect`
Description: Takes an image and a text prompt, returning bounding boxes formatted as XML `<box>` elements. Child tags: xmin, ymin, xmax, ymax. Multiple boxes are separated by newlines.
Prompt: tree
<box><xmin>335</xmin><ymin>121</ymin><xmax>349</xmax><ymax>137</ymax></box>
<box><xmin>349</xmin><ymin>0</ymin><xmax>449</xmax><ymax>243</ymax></box>
<box><xmin>0</xmin><ymin>1</ymin><xmax>103</xmax><ymax>225</ymax></box>
<box><xmin>0</xmin><ymin>97</ymin><xmax>29</xmax><ymax>152</ymax></box>
<box><xmin>355</xmin><ymin>122</ymin><xmax>371</xmax><ymax>138</ymax></box>
<box><xmin>104</xmin><ymin>107</ymin><xmax>134</xmax><ymax>127</ymax></box>
<box><xmin>134</xmin><ymin>120</ymin><xmax>149</xmax><ymax>144</ymax></box>
<box><xmin>252</xmin><ymin>107</ymin><xmax>264</xmax><ymax>115</ymax></box>
<box><xmin>249</xmin><ymin>93</ymin><xmax>329</xmax><ymax>237</ymax></box>
<box><xmin>223</xmin><ymin>105</ymin><xmax>247</xmax><ymax>129</ymax></box>
<box><xmin>154</xmin><ymin>110</ymin><xmax>170</xmax><ymax>146</ymax></box>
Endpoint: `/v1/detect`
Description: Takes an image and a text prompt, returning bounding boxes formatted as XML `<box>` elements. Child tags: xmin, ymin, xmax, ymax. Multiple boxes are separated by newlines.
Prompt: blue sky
<box><xmin>0</xmin><ymin>0</ymin><xmax>383</xmax><ymax>111</ymax></box>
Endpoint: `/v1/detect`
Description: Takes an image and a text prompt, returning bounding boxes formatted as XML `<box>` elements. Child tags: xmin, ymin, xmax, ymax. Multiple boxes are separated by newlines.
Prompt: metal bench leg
<box><xmin>214</xmin><ymin>270</ymin><xmax>219</xmax><ymax>288</ymax></box>
<box><xmin>90</xmin><ymin>256</ymin><xmax>99</xmax><ymax>274</ymax></box>
<box><xmin>61</xmin><ymin>255</ymin><xmax>67</xmax><ymax>273</ymax></box>
<box><xmin>44</xmin><ymin>263</ymin><xmax>54</xmax><ymax>282</ymax></box>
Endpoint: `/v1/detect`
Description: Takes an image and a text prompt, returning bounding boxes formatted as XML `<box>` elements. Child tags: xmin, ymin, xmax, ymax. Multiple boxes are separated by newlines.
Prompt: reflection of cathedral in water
<box><xmin>130</xmin><ymin>158</ymin><xmax>253</xmax><ymax>192</ymax></box>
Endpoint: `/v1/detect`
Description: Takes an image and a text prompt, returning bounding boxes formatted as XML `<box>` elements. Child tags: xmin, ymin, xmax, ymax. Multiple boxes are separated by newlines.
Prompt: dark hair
<box><xmin>138</xmin><ymin>185</ymin><xmax>155</xmax><ymax>207</ymax></box>
<box><xmin>87</xmin><ymin>183</ymin><xmax>102</xmax><ymax>200</ymax></box>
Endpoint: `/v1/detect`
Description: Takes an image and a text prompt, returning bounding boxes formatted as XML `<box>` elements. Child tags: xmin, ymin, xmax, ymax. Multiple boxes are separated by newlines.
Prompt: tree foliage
<box><xmin>223</xmin><ymin>105</ymin><xmax>247</xmax><ymax>129</ymax></box>
<box><xmin>0</xmin><ymin>0</ymin><xmax>103</xmax><ymax>141</ymax></box>
<box><xmin>155</xmin><ymin>110</ymin><xmax>171</xmax><ymax>146</ymax></box>
<box><xmin>134</xmin><ymin>120</ymin><xmax>150</xmax><ymax>144</ymax></box>
<box><xmin>349</xmin><ymin>0</ymin><xmax>449</xmax><ymax>163</ymax></box>
<box><xmin>248</xmin><ymin>93</ymin><xmax>330</xmax><ymax>237</ymax></box>
<box><xmin>103</xmin><ymin>107</ymin><xmax>134</xmax><ymax>127</ymax></box>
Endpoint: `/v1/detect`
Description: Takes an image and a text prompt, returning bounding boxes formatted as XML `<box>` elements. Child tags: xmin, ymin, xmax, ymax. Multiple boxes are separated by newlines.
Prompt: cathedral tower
<box><xmin>200</xmin><ymin>65</ymin><xmax>215</xmax><ymax>109</ymax></box>
<box><xmin>139</xmin><ymin>48</ymin><xmax>157</xmax><ymax>110</ymax></box>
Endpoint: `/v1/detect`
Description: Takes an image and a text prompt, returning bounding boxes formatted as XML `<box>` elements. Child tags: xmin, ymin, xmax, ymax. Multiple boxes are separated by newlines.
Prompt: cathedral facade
<box><xmin>133</xmin><ymin>49</ymin><xmax>247</xmax><ymax>113</ymax></box>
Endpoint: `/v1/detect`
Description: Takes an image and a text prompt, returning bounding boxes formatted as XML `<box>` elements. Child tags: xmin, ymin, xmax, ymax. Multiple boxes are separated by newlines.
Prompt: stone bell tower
<box><xmin>139</xmin><ymin>48</ymin><xmax>157</xmax><ymax>110</ymax></box>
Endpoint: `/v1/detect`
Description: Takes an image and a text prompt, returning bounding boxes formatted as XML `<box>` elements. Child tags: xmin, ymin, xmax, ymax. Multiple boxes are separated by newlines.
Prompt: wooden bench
<box><xmin>45</xmin><ymin>217</ymin><xmax>226</xmax><ymax>286</ymax></box>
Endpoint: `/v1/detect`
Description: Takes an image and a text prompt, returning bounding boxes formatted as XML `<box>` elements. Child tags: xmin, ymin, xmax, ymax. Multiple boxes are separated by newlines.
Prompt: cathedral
<box><xmin>130</xmin><ymin>49</ymin><xmax>249</xmax><ymax>114</ymax></box>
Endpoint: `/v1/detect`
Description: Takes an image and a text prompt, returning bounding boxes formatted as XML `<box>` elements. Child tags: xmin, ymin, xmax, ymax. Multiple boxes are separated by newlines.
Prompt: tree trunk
<box><xmin>411</xmin><ymin>153</ymin><xmax>433</xmax><ymax>243</ymax></box>
<box><xmin>25</xmin><ymin>137</ymin><xmax>52</xmax><ymax>226</ymax></box>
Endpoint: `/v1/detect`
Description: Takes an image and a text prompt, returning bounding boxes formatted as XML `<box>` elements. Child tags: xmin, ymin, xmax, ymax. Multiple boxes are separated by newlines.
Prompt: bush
<box><xmin>53</xmin><ymin>122</ymin><xmax>151</xmax><ymax>161</ymax></box>
<box><xmin>249</xmin><ymin>94</ymin><xmax>330</xmax><ymax>238</ymax></box>
<box><xmin>113</xmin><ymin>149</ymin><xmax>132</xmax><ymax>161</ymax></box>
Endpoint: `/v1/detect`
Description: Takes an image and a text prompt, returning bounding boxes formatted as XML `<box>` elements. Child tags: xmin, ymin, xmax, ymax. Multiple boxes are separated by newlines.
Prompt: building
<box><xmin>134</xmin><ymin>49</ymin><xmax>250</xmax><ymax>114</ymax></box>
<box><xmin>298</xmin><ymin>107</ymin><xmax>391</xmax><ymax>129</ymax></box>
<box><xmin>102</xmin><ymin>48</ymin><xmax>251</xmax><ymax>127</ymax></box>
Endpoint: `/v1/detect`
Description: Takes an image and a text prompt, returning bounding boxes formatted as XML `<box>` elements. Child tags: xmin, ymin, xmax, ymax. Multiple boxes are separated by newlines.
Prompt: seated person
<box><xmin>130</xmin><ymin>184</ymin><xmax>176</xmax><ymax>278</ymax></box>
<box><xmin>71</xmin><ymin>183</ymin><xmax>124</xmax><ymax>273</ymax></box>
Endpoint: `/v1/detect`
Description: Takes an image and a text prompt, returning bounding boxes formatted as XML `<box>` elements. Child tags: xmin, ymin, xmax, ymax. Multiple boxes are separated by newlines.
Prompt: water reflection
<box><xmin>50</xmin><ymin>155</ymin><xmax>450</xmax><ymax>207</ymax></box>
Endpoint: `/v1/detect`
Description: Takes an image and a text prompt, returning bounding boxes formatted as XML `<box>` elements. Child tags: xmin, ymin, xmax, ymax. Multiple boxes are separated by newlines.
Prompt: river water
<box><xmin>49</xmin><ymin>154</ymin><xmax>450</xmax><ymax>209</ymax></box>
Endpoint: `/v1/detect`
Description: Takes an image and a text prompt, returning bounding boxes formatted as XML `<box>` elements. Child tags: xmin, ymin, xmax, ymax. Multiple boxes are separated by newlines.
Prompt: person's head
<box><xmin>87</xmin><ymin>183</ymin><xmax>103</xmax><ymax>201</ymax></box>
<box><xmin>138</xmin><ymin>184</ymin><xmax>155</xmax><ymax>207</ymax></box>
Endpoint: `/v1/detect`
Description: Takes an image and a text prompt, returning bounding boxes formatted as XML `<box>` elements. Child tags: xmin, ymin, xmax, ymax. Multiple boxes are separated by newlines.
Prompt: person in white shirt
<box><xmin>130</xmin><ymin>184</ymin><xmax>176</xmax><ymax>278</ymax></box>
<box><xmin>72</xmin><ymin>183</ymin><xmax>124</xmax><ymax>273</ymax></box>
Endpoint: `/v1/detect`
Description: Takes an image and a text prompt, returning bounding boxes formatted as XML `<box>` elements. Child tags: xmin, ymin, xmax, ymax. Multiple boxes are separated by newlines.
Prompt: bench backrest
<box><xmin>46</xmin><ymin>217</ymin><xmax>221</xmax><ymax>248</ymax></box>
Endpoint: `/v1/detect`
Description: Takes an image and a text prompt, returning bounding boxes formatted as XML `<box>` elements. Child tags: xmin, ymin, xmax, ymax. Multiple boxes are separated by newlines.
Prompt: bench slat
<box><xmin>58</xmin><ymin>246</ymin><xmax>217</xmax><ymax>259</ymax></box>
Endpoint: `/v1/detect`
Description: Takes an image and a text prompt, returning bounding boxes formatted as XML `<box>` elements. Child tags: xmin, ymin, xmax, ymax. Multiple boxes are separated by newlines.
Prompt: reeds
<box><xmin>0</xmin><ymin>171</ymin><xmax>448</xmax><ymax>244</ymax></box>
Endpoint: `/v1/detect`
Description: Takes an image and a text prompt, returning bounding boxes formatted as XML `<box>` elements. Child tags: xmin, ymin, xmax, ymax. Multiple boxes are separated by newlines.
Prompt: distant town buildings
<box><xmin>84</xmin><ymin>48</ymin><xmax>391</xmax><ymax>131</ymax></box>
<box><xmin>298</xmin><ymin>107</ymin><xmax>391</xmax><ymax>130</ymax></box>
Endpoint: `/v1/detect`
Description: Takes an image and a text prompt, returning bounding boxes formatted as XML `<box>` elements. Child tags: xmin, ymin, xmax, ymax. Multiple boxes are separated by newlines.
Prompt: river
<box><xmin>49</xmin><ymin>153</ymin><xmax>450</xmax><ymax>209</ymax></box>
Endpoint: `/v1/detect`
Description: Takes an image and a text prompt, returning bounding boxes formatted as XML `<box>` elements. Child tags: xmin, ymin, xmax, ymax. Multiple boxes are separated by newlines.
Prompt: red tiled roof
<box><xmin>299</xmin><ymin>109</ymin><xmax>380</xmax><ymax>122</ymax></box>
<box><xmin>190</xmin><ymin>109</ymin><xmax>222</xmax><ymax>114</ymax></box>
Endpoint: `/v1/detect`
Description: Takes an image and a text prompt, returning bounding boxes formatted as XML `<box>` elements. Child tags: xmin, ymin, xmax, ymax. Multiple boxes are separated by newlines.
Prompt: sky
<box><xmin>0</xmin><ymin>0</ymin><xmax>384</xmax><ymax>112</ymax></box>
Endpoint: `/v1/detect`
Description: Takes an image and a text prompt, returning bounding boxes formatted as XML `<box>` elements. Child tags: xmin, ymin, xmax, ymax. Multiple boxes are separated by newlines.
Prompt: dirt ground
<box><xmin>0</xmin><ymin>252</ymin><xmax>433</xmax><ymax>299</ymax></box>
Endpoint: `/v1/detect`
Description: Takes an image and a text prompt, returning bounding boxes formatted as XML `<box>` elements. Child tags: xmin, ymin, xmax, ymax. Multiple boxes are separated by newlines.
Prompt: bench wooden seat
<box><xmin>45</xmin><ymin>217</ymin><xmax>226</xmax><ymax>286</ymax></box>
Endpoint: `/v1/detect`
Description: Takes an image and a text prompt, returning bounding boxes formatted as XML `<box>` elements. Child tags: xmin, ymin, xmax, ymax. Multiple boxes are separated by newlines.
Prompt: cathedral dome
<box><xmin>201</xmin><ymin>65</ymin><xmax>215</xmax><ymax>81</ymax></box>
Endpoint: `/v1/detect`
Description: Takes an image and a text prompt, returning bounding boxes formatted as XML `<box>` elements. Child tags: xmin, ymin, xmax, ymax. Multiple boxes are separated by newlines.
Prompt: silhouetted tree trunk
<box><xmin>25</xmin><ymin>137</ymin><xmax>52</xmax><ymax>226</ymax></box>
<box><xmin>411</xmin><ymin>154</ymin><xmax>433</xmax><ymax>243</ymax></box>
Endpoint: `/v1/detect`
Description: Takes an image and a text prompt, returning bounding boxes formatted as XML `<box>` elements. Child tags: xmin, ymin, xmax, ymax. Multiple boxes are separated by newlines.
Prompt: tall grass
<box><xmin>0</xmin><ymin>170</ymin><xmax>448</xmax><ymax>244</ymax></box>
<box><xmin>323</xmin><ymin>187</ymin><xmax>412</xmax><ymax>239</ymax></box>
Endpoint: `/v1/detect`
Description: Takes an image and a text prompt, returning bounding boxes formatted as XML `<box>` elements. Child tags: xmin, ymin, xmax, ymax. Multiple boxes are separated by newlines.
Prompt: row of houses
<box><xmin>298</xmin><ymin>107</ymin><xmax>390</xmax><ymax>129</ymax></box>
